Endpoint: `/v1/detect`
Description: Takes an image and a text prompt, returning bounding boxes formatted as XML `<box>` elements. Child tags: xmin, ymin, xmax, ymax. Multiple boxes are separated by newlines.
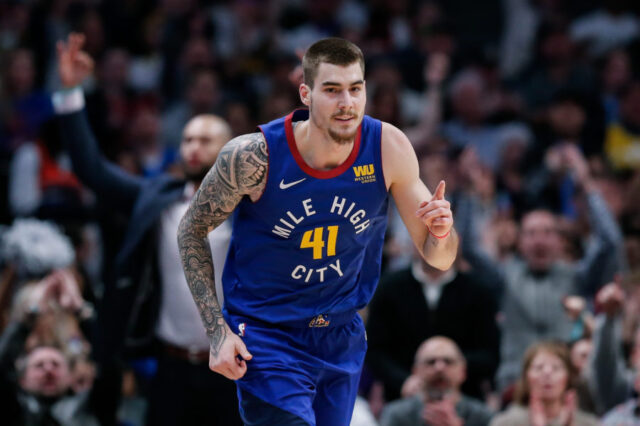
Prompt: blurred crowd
<box><xmin>1</xmin><ymin>0</ymin><xmax>640</xmax><ymax>425</ymax></box>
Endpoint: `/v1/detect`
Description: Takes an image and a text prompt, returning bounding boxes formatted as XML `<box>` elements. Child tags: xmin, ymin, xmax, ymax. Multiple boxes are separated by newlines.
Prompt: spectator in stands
<box><xmin>457</xmin><ymin>142</ymin><xmax>624</xmax><ymax>390</ymax></box>
<box><xmin>53</xmin><ymin>34</ymin><xmax>240</xmax><ymax>425</ymax></box>
<box><xmin>604</xmin><ymin>80</ymin><xmax>640</xmax><ymax>170</ymax></box>
<box><xmin>0</xmin><ymin>263</ymin><xmax>98</xmax><ymax>426</ymax></box>
<box><xmin>491</xmin><ymin>341</ymin><xmax>599</xmax><ymax>425</ymax></box>
<box><xmin>588</xmin><ymin>281</ymin><xmax>640</xmax><ymax>418</ymax></box>
<box><xmin>380</xmin><ymin>336</ymin><xmax>494</xmax><ymax>426</ymax></box>
<box><xmin>367</xmin><ymin>254</ymin><xmax>499</xmax><ymax>401</ymax></box>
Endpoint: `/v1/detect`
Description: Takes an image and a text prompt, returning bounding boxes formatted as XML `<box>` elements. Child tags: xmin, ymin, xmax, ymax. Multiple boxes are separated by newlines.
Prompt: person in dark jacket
<box><xmin>52</xmin><ymin>33</ymin><xmax>240</xmax><ymax>425</ymax></box>
<box><xmin>366</xmin><ymin>256</ymin><xmax>500</xmax><ymax>402</ymax></box>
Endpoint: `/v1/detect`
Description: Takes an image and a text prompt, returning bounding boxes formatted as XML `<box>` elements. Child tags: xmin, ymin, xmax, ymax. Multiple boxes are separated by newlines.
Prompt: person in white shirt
<box><xmin>52</xmin><ymin>33</ymin><xmax>241</xmax><ymax>425</ymax></box>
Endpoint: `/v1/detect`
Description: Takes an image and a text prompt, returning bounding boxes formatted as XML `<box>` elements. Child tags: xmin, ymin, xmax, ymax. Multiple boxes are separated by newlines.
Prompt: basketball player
<box><xmin>178</xmin><ymin>38</ymin><xmax>458</xmax><ymax>425</ymax></box>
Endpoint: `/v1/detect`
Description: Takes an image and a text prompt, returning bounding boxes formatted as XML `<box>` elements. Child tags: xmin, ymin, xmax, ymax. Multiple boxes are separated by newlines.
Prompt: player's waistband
<box><xmin>279</xmin><ymin>310</ymin><xmax>357</xmax><ymax>328</ymax></box>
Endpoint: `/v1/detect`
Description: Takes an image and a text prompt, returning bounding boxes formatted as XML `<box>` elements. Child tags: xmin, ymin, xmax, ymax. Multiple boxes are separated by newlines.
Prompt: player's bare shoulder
<box><xmin>380</xmin><ymin>122</ymin><xmax>419</xmax><ymax>190</ymax></box>
<box><xmin>214</xmin><ymin>131</ymin><xmax>268</xmax><ymax>201</ymax></box>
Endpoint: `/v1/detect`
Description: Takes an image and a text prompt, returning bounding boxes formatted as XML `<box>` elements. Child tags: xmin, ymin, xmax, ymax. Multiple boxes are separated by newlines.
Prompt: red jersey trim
<box><xmin>284</xmin><ymin>110</ymin><xmax>362</xmax><ymax>180</ymax></box>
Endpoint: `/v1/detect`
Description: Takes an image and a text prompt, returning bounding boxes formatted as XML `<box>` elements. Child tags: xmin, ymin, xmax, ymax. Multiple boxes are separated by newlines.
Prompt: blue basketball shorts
<box><xmin>224</xmin><ymin>311</ymin><xmax>367</xmax><ymax>426</ymax></box>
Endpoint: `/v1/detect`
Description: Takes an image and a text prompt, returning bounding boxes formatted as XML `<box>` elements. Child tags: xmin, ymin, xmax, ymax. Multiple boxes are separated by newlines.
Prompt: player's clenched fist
<box><xmin>209</xmin><ymin>328</ymin><xmax>253</xmax><ymax>381</ymax></box>
<box><xmin>416</xmin><ymin>180</ymin><xmax>453</xmax><ymax>238</ymax></box>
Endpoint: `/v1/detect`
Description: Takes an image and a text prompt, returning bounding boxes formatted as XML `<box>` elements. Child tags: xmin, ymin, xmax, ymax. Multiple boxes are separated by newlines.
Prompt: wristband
<box><xmin>428</xmin><ymin>228</ymin><xmax>450</xmax><ymax>239</ymax></box>
<box><xmin>52</xmin><ymin>86</ymin><xmax>85</xmax><ymax>114</ymax></box>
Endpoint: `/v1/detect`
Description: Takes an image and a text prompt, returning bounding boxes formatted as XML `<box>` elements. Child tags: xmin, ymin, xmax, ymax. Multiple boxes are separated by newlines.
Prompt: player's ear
<box><xmin>300</xmin><ymin>83</ymin><xmax>311</xmax><ymax>107</ymax></box>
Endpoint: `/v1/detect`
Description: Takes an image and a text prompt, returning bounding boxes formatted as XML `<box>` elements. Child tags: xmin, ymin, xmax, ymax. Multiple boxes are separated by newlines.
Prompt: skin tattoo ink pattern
<box><xmin>178</xmin><ymin>132</ymin><xmax>268</xmax><ymax>357</ymax></box>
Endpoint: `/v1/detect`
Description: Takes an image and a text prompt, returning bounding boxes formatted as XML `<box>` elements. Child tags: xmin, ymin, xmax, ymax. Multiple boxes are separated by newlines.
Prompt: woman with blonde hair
<box><xmin>491</xmin><ymin>341</ymin><xmax>599</xmax><ymax>426</ymax></box>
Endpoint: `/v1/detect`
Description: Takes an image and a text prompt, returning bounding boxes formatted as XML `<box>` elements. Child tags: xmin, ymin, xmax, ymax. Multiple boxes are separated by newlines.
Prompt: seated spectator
<box><xmin>367</xmin><ymin>254</ymin><xmax>499</xmax><ymax>401</ymax></box>
<box><xmin>491</xmin><ymin>341</ymin><xmax>599</xmax><ymax>426</ymax></box>
<box><xmin>380</xmin><ymin>336</ymin><xmax>494</xmax><ymax>426</ymax></box>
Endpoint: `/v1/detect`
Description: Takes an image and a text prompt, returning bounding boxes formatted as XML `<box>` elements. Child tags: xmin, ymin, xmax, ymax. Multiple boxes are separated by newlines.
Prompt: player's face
<box><xmin>180</xmin><ymin>117</ymin><xmax>227</xmax><ymax>182</ymax></box>
<box><xmin>306</xmin><ymin>62</ymin><xmax>366</xmax><ymax>144</ymax></box>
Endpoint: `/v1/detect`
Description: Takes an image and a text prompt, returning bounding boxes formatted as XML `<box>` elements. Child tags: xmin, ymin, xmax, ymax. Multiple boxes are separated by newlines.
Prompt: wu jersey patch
<box><xmin>353</xmin><ymin>164</ymin><xmax>376</xmax><ymax>183</ymax></box>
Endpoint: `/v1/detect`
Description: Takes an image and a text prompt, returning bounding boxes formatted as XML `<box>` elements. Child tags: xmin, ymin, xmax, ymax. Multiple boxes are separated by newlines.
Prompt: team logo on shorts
<box><xmin>308</xmin><ymin>314</ymin><xmax>330</xmax><ymax>328</ymax></box>
<box><xmin>238</xmin><ymin>323</ymin><xmax>246</xmax><ymax>336</ymax></box>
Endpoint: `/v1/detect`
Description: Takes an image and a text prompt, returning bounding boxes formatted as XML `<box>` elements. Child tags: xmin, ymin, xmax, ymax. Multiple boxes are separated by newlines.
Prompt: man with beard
<box><xmin>52</xmin><ymin>34</ymin><xmax>240</xmax><ymax>425</ymax></box>
<box><xmin>380</xmin><ymin>337</ymin><xmax>494</xmax><ymax>426</ymax></box>
<box><xmin>178</xmin><ymin>37</ymin><xmax>458</xmax><ymax>425</ymax></box>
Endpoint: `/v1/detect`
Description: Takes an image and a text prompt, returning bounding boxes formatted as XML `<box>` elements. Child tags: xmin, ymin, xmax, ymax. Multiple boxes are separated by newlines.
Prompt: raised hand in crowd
<box><xmin>400</xmin><ymin>373</ymin><xmax>423</xmax><ymax>398</ymax></box>
<box><xmin>562</xmin><ymin>143</ymin><xmax>594</xmax><ymax>191</ymax></box>
<box><xmin>32</xmin><ymin>269</ymin><xmax>85</xmax><ymax>316</ymax></box>
<box><xmin>458</xmin><ymin>148</ymin><xmax>495</xmax><ymax>201</ymax></box>
<box><xmin>56</xmin><ymin>32</ymin><xmax>94</xmax><ymax>89</ymax></box>
<box><xmin>595</xmin><ymin>281</ymin><xmax>625</xmax><ymax>318</ymax></box>
<box><xmin>545</xmin><ymin>142</ymin><xmax>594</xmax><ymax>190</ymax></box>
<box><xmin>425</xmin><ymin>52</ymin><xmax>450</xmax><ymax>88</ymax></box>
<box><xmin>563</xmin><ymin>296</ymin><xmax>586</xmax><ymax>321</ymax></box>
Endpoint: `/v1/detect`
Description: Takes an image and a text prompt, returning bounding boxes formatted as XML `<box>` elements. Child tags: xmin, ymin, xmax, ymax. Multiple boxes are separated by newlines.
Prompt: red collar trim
<box><xmin>284</xmin><ymin>110</ymin><xmax>362</xmax><ymax>179</ymax></box>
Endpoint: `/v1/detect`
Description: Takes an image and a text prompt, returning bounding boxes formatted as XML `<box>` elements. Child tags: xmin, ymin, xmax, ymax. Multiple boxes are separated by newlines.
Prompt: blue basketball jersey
<box><xmin>222</xmin><ymin>109</ymin><xmax>388</xmax><ymax>324</ymax></box>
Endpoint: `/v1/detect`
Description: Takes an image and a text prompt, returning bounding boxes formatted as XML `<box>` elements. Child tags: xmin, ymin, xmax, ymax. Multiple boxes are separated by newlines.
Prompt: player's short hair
<box><xmin>303</xmin><ymin>38</ymin><xmax>365</xmax><ymax>88</ymax></box>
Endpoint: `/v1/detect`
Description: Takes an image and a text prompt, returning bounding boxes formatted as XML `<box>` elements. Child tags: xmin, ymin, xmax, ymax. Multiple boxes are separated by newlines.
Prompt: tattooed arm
<box><xmin>178</xmin><ymin>132</ymin><xmax>268</xmax><ymax>380</ymax></box>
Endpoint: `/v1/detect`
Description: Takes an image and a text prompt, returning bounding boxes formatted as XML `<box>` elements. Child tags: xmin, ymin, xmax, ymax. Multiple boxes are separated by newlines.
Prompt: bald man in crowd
<box><xmin>381</xmin><ymin>337</ymin><xmax>494</xmax><ymax>426</ymax></box>
<box><xmin>53</xmin><ymin>34</ymin><xmax>241</xmax><ymax>425</ymax></box>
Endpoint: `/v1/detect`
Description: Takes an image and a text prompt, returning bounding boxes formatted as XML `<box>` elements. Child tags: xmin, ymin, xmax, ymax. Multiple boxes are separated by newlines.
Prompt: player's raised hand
<box><xmin>56</xmin><ymin>32</ymin><xmax>94</xmax><ymax>89</ymax></box>
<box><xmin>416</xmin><ymin>180</ymin><xmax>453</xmax><ymax>238</ymax></box>
<box><xmin>209</xmin><ymin>327</ymin><xmax>253</xmax><ymax>380</ymax></box>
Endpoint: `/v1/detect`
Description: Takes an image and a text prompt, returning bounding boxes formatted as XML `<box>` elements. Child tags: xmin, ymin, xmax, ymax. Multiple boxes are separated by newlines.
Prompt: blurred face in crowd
<box><xmin>71</xmin><ymin>359</ymin><xmax>96</xmax><ymax>394</ymax></box>
<box><xmin>303</xmin><ymin>61</ymin><xmax>366</xmax><ymax>145</ymax></box>
<box><xmin>570</xmin><ymin>339</ymin><xmax>592</xmax><ymax>374</ymax></box>
<box><xmin>621</xmin><ymin>83</ymin><xmax>640</xmax><ymax>127</ymax></box>
<box><xmin>414</xmin><ymin>337</ymin><xmax>466</xmax><ymax>398</ymax></box>
<box><xmin>7</xmin><ymin>49</ymin><xmax>35</xmax><ymax>97</ymax></box>
<box><xmin>129</xmin><ymin>109</ymin><xmax>160</xmax><ymax>149</ymax></box>
<box><xmin>526</xmin><ymin>350</ymin><xmax>570</xmax><ymax>402</ymax></box>
<box><xmin>180</xmin><ymin>115</ymin><xmax>231</xmax><ymax>182</ymax></box>
<box><xmin>548</xmin><ymin>100</ymin><xmax>586</xmax><ymax>138</ymax></box>
<box><xmin>182</xmin><ymin>37</ymin><xmax>214</xmax><ymax>70</ymax></box>
<box><xmin>187</xmin><ymin>71</ymin><xmax>220</xmax><ymax>114</ymax></box>
<box><xmin>450</xmin><ymin>74</ymin><xmax>485</xmax><ymax>125</ymax></box>
<box><xmin>518</xmin><ymin>210</ymin><xmax>561</xmax><ymax>272</ymax></box>
<box><xmin>602</xmin><ymin>50</ymin><xmax>631</xmax><ymax>93</ymax></box>
<box><xmin>20</xmin><ymin>347</ymin><xmax>71</xmax><ymax>398</ymax></box>
<box><xmin>540</xmin><ymin>30</ymin><xmax>574</xmax><ymax>64</ymax></box>
<box><xmin>99</xmin><ymin>49</ymin><xmax>130</xmax><ymax>88</ymax></box>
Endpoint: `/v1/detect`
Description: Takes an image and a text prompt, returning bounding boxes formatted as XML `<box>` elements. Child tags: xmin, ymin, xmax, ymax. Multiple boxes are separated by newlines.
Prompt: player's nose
<box><xmin>337</xmin><ymin>90</ymin><xmax>353</xmax><ymax>108</ymax></box>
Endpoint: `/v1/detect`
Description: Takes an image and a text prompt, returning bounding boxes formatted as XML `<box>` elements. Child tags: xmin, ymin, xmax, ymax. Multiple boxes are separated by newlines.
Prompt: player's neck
<box><xmin>294</xmin><ymin>119</ymin><xmax>355</xmax><ymax>171</ymax></box>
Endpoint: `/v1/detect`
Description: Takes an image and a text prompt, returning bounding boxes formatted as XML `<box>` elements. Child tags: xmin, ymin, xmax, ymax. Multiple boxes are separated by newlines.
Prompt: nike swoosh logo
<box><xmin>279</xmin><ymin>178</ymin><xmax>306</xmax><ymax>189</ymax></box>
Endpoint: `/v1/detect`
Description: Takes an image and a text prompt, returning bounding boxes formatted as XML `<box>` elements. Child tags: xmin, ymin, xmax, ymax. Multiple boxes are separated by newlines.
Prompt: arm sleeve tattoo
<box><xmin>177</xmin><ymin>132</ymin><xmax>268</xmax><ymax>356</ymax></box>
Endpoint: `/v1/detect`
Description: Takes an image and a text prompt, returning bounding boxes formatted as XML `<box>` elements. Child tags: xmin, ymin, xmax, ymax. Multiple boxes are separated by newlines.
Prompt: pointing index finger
<box><xmin>431</xmin><ymin>180</ymin><xmax>446</xmax><ymax>201</ymax></box>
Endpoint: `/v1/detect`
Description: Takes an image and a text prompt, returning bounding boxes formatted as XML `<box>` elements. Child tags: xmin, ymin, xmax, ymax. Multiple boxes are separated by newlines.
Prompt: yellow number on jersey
<box><xmin>300</xmin><ymin>226</ymin><xmax>339</xmax><ymax>259</ymax></box>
